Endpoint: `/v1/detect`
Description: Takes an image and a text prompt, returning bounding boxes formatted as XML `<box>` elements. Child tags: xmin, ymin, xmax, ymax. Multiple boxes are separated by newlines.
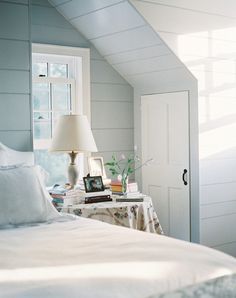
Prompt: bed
<box><xmin>0</xmin><ymin>143</ymin><xmax>236</xmax><ymax>298</ymax></box>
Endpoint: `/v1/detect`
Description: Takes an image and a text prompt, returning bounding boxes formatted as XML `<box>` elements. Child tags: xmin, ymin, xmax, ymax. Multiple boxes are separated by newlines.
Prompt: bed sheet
<box><xmin>0</xmin><ymin>216</ymin><xmax>236</xmax><ymax>298</ymax></box>
<box><xmin>149</xmin><ymin>273</ymin><xmax>236</xmax><ymax>297</ymax></box>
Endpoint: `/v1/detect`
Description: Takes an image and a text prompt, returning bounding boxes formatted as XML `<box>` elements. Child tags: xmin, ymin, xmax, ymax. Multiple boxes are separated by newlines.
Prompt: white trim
<box><xmin>33</xmin><ymin>77</ymin><xmax>75</xmax><ymax>84</ymax></box>
<box><xmin>32</xmin><ymin>43</ymin><xmax>91</xmax><ymax>121</ymax></box>
<box><xmin>34</xmin><ymin>139</ymin><xmax>51</xmax><ymax>150</ymax></box>
<box><xmin>33</xmin><ymin>54</ymin><xmax>76</xmax><ymax>79</ymax></box>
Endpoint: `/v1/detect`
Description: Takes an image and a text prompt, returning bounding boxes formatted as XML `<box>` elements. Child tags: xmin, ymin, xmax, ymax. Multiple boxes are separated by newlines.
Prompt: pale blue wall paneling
<box><xmin>0</xmin><ymin>70</ymin><xmax>30</xmax><ymax>94</ymax></box>
<box><xmin>91</xmin><ymin>60</ymin><xmax>128</xmax><ymax>84</ymax></box>
<box><xmin>32</xmin><ymin>25</ymin><xmax>89</xmax><ymax>48</ymax></box>
<box><xmin>90</xmin><ymin>46</ymin><xmax>105</xmax><ymax>60</ymax></box>
<box><xmin>91</xmin><ymin>101</ymin><xmax>133</xmax><ymax>129</ymax></box>
<box><xmin>0</xmin><ymin>40</ymin><xmax>29</xmax><ymax>70</ymax></box>
<box><xmin>0</xmin><ymin>94</ymin><xmax>30</xmax><ymax>131</ymax></box>
<box><xmin>91</xmin><ymin>83</ymin><xmax>133</xmax><ymax>101</ymax></box>
<box><xmin>201</xmin><ymin>201</ymin><xmax>236</xmax><ymax>219</ymax></box>
<box><xmin>0</xmin><ymin>2</ymin><xmax>29</xmax><ymax>40</ymax></box>
<box><xmin>31</xmin><ymin>0</ymin><xmax>134</xmax><ymax>161</ymax></box>
<box><xmin>95</xmin><ymin>150</ymin><xmax>134</xmax><ymax>162</ymax></box>
<box><xmin>0</xmin><ymin>131</ymin><xmax>31</xmax><ymax>151</ymax></box>
<box><xmin>213</xmin><ymin>242</ymin><xmax>236</xmax><ymax>257</ymax></box>
<box><xmin>200</xmin><ymin>182</ymin><xmax>236</xmax><ymax>205</ymax></box>
<box><xmin>2</xmin><ymin>0</ymin><xmax>28</xmax><ymax>4</ymax></box>
<box><xmin>31</xmin><ymin>2</ymin><xmax>89</xmax><ymax>47</ymax></box>
<box><xmin>31</xmin><ymin>0</ymin><xmax>52</xmax><ymax>6</ymax></box>
<box><xmin>93</xmin><ymin>129</ymin><xmax>134</xmax><ymax>152</ymax></box>
<box><xmin>32</xmin><ymin>4</ymin><xmax>72</xmax><ymax>28</ymax></box>
<box><xmin>0</xmin><ymin>1</ymin><xmax>31</xmax><ymax>151</ymax></box>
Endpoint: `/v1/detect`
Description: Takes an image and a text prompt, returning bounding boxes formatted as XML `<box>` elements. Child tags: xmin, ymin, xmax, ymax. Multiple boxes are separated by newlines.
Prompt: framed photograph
<box><xmin>88</xmin><ymin>156</ymin><xmax>107</xmax><ymax>179</ymax></box>
<box><xmin>83</xmin><ymin>175</ymin><xmax>105</xmax><ymax>193</ymax></box>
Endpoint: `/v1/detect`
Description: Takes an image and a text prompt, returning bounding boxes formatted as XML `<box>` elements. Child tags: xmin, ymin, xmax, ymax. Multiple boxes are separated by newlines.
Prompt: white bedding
<box><xmin>1</xmin><ymin>216</ymin><xmax>236</xmax><ymax>298</ymax></box>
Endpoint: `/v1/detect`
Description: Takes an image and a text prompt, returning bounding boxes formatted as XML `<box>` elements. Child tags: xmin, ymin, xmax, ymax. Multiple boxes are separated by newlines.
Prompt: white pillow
<box><xmin>0</xmin><ymin>165</ymin><xmax>59</xmax><ymax>226</ymax></box>
<box><xmin>0</xmin><ymin>142</ymin><xmax>34</xmax><ymax>166</ymax></box>
<box><xmin>0</xmin><ymin>144</ymin><xmax>7</xmax><ymax>166</ymax></box>
<box><xmin>0</xmin><ymin>163</ymin><xmax>25</xmax><ymax>170</ymax></box>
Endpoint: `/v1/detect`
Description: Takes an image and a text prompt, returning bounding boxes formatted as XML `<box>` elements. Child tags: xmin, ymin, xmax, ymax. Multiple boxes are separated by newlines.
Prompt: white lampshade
<box><xmin>50</xmin><ymin>114</ymin><xmax>97</xmax><ymax>153</ymax></box>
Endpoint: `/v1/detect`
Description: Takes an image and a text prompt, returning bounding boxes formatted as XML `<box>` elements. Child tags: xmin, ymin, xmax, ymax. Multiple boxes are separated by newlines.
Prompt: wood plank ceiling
<box><xmin>48</xmin><ymin>0</ymin><xmax>192</xmax><ymax>90</ymax></box>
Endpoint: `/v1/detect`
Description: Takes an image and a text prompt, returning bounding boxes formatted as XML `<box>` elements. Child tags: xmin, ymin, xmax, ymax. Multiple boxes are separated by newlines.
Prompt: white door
<box><xmin>141</xmin><ymin>91</ymin><xmax>190</xmax><ymax>241</ymax></box>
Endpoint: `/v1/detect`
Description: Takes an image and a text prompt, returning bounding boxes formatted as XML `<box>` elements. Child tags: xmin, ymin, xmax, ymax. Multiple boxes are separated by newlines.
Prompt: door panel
<box><xmin>141</xmin><ymin>91</ymin><xmax>190</xmax><ymax>241</ymax></box>
<box><xmin>169</xmin><ymin>187</ymin><xmax>189</xmax><ymax>239</ymax></box>
<box><xmin>148</xmin><ymin>185</ymin><xmax>168</xmax><ymax>234</ymax></box>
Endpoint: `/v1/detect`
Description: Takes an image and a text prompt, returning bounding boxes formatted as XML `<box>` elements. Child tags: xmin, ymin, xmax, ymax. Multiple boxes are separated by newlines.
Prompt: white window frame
<box><xmin>33</xmin><ymin>56</ymin><xmax>77</xmax><ymax>149</ymax></box>
<box><xmin>32</xmin><ymin>43</ymin><xmax>91</xmax><ymax>121</ymax></box>
<box><xmin>32</xmin><ymin>44</ymin><xmax>91</xmax><ymax>179</ymax></box>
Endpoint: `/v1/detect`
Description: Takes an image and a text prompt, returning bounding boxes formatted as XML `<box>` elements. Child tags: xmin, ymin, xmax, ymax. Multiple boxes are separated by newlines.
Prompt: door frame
<box><xmin>139</xmin><ymin>89</ymin><xmax>199</xmax><ymax>243</ymax></box>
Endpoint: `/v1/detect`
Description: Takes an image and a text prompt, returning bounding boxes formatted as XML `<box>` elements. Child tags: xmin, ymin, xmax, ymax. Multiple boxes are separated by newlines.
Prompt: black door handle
<box><xmin>182</xmin><ymin>169</ymin><xmax>188</xmax><ymax>185</ymax></box>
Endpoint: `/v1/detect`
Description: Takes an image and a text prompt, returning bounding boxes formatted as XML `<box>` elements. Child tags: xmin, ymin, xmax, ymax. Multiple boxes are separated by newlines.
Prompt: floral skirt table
<box><xmin>63</xmin><ymin>197</ymin><xmax>163</xmax><ymax>235</ymax></box>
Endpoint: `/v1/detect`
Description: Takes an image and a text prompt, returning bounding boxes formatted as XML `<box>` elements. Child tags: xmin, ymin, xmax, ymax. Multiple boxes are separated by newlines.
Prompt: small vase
<box><xmin>121</xmin><ymin>176</ymin><xmax>128</xmax><ymax>194</ymax></box>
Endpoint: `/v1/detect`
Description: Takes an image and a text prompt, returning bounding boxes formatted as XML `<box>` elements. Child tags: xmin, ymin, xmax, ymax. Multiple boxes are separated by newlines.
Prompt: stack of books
<box><xmin>110</xmin><ymin>181</ymin><xmax>123</xmax><ymax>195</ymax></box>
<box><xmin>49</xmin><ymin>187</ymin><xmax>85</xmax><ymax>209</ymax></box>
<box><xmin>111</xmin><ymin>181</ymin><xmax>140</xmax><ymax>197</ymax></box>
<box><xmin>84</xmin><ymin>190</ymin><xmax>112</xmax><ymax>204</ymax></box>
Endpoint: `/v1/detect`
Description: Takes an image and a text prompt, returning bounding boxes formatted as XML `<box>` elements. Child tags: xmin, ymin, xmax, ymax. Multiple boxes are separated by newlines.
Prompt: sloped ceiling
<box><xmin>49</xmin><ymin>0</ymin><xmax>195</xmax><ymax>90</ymax></box>
<box><xmin>131</xmin><ymin>0</ymin><xmax>236</xmax><ymax>34</ymax></box>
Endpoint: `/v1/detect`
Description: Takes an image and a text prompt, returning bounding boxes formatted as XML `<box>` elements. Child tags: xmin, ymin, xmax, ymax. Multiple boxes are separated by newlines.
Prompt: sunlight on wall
<box><xmin>200</xmin><ymin>123</ymin><xmax>236</xmax><ymax>159</ymax></box>
<box><xmin>178</xmin><ymin>28</ymin><xmax>236</xmax><ymax>160</ymax></box>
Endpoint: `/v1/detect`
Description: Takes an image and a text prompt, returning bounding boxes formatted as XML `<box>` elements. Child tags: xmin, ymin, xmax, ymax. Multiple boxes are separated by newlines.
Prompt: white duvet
<box><xmin>0</xmin><ymin>216</ymin><xmax>236</xmax><ymax>298</ymax></box>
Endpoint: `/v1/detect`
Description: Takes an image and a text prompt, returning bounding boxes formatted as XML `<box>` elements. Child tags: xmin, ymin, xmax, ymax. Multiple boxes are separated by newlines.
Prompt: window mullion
<box><xmin>50</xmin><ymin>83</ymin><xmax>53</xmax><ymax>139</ymax></box>
<box><xmin>33</xmin><ymin>77</ymin><xmax>75</xmax><ymax>84</ymax></box>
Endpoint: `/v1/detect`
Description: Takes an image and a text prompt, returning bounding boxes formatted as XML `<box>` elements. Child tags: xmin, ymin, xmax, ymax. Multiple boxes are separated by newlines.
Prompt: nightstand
<box><xmin>61</xmin><ymin>196</ymin><xmax>163</xmax><ymax>235</ymax></box>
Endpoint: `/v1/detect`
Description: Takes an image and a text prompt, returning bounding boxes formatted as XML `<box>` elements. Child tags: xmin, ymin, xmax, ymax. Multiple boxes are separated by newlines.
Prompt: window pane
<box><xmin>33</xmin><ymin>83</ymin><xmax>50</xmax><ymax>110</ymax></box>
<box><xmin>50</xmin><ymin>63</ymin><xmax>67</xmax><ymax>78</ymax></box>
<box><xmin>34</xmin><ymin>112</ymin><xmax>51</xmax><ymax>139</ymax></box>
<box><xmin>52</xmin><ymin>84</ymin><xmax>71</xmax><ymax>110</ymax></box>
<box><xmin>34</xmin><ymin>150</ymin><xmax>69</xmax><ymax>186</ymax></box>
<box><xmin>33</xmin><ymin>62</ymin><xmax>47</xmax><ymax>77</ymax></box>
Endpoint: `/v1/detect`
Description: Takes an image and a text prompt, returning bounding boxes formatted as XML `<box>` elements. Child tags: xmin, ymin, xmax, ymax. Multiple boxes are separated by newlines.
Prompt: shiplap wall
<box><xmin>31</xmin><ymin>0</ymin><xmax>134</xmax><ymax>166</ymax></box>
<box><xmin>0</xmin><ymin>0</ymin><xmax>32</xmax><ymax>150</ymax></box>
<box><xmin>132</xmin><ymin>0</ymin><xmax>236</xmax><ymax>256</ymax></box>
<box><xmin>49</xmin><ymin>0</ymin><xmax>199</xmax><ymax>242</ymax></box>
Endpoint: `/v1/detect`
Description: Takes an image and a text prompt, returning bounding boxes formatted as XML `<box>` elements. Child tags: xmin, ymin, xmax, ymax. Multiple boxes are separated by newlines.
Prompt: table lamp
<box><xmin>50</xmin><ymin>114</ymin><xmax>98</xmax><ymax>188</ymax></box>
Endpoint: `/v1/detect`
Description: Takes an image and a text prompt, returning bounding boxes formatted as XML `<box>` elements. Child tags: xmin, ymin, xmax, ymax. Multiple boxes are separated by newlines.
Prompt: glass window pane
<box><xmin>34</xmin><ymin>112</ymin><xmax>51</xmax><ymax>139</ymax></box>
<box><xmin>33</xmin><ymin>83</ymin><xmax>50</xmax><ymax>110</ymax></box>
<box><xmin>34</xmin><ymin>150</ymin><xmax>69</xmax><ymax>186</ymax></box>
<box><xmin>50</xmin><ymin>63</ymin><xmax>67</xmax><ymax>78</ymax></box>
<box><xmin>33</xmin><ymin>62</ymin><xmax>47</xmax><ymax>77</ymax></box>
<box><xmin>52</xmin><ymin>84</ymin><xmax>71</xmax><ymax>110</ymax></box>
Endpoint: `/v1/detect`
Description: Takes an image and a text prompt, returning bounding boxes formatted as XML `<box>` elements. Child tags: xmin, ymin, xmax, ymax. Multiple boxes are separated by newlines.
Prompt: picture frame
<box><xmin>88</xmin><ymin>156</ymin><xmax>107</xmax><ymax>179</ymax></box>
<box><xmin>83</xmin><ymin>175</ymin><xmax>105</xmax><ymax>193</ymax></box>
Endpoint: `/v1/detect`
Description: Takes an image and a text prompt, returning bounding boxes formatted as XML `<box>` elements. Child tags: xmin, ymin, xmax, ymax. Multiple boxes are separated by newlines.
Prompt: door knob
<box><xmin>182</xmin><ymin>169</ymin><xmax>188</xmax><ymax>185</ymax></box>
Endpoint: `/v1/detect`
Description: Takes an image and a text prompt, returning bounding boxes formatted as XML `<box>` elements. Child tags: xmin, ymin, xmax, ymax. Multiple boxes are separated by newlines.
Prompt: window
<box><xmin>32</xmin><ymin>44</ymin><xmax>91</xmax><ymax>186</ymax></box>
<box><xmin>33</xmin><ymin>54</ymin><xmax>76</xmax><ymax>149</ymax></box>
